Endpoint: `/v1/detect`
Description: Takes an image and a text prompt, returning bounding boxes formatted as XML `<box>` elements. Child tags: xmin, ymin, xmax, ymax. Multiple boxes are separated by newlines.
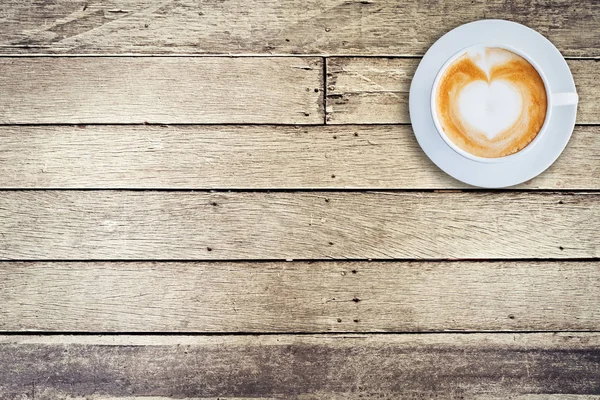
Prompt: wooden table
<box><xmin>1</xmin><ymin>1</ymin><xmax>599</xmax><ymax>398</ymax></box>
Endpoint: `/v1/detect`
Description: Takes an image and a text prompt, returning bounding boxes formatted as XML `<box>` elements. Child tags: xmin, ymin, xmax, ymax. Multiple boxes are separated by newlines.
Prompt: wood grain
<box><xmin>1</xmin><ymin>334</ymin><xmax>600</xmax><ymax>399</ymax></box>
<box><xmin>2</xmin><ymin>125</ymin><xmax>598</xmax><ymax>190</ymax></box>
<box><xmin>1</xmin><ymin>0</ymin><xmax>599</xmax><ymax>56</ymax></box>
<box><xmin>1</xmin><ymin>261</ymin><xmax>599</xmax><ymax>332</ymax></box>
<box><xmin>0</xmin><ymin>191</ymin><xmax>598</xmax><ymax>260</ymax></box>
<box><xmin>0</xmin><ymin>57</ymin><xmax>323</xmax><ymax>124</ymax></box>
<box><xmin>326</xmin><ymin>58</ymin><xmax>598</xmax><ymax>124</ymax></box>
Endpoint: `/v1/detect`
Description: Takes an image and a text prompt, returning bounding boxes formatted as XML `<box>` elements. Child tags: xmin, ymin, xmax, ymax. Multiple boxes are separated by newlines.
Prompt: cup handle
<box><xmin>553</xmin><ymin>92</ymin><xmax>579</xmax><ymax>106</ymax></box>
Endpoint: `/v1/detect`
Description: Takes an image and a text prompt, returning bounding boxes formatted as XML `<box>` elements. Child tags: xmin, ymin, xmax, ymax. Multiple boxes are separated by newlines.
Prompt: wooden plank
<box><xmin>326</xmin><ymin>58</ymin><xmax>598</xmax><ymax>124</ymax></box>
<box><xmin>326</xmin><ymin>58</ymin><xmax>416</xmax><ymax>124</ymax></box>
<box><xmin>0</xmin><ymin>57</ymin><xmax>323</xmax><ymax>124</ymax></box>
<box><xmin>0</xmin><ymin>191</ymin><xmax>598</xmax><ymax>260</ymax></box>
<box><xmin>21</xmin><ymin>397</ymin><xmax>596</xmax><ymax>400</ymax></box>
<box><xmin>2</xmin><ymin>125</ymin><xmax>598</xmax><ymax>190</ymax></box>
<box><xmin>1</xmin><ymin>1</ymin><xmax>599</xmax><ymax>56</ymax></box>
<box><xmin>1</xmin><ymin>261</ymin><xmax>599</xmax><ymax>332</ymax></box>
<box><xmin>1</xmin><ymin>334</ymin><xmax>600</xmax><ymax>399</ymax></box>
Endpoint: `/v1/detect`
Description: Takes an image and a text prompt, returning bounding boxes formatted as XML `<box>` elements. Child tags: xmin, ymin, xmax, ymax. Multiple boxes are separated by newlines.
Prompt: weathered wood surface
<box><xmin>1</xmin><ymin>125</ymin><xmax>598</xmax><ymax>190</ymax></box>
<box><xmin>1</xmin><ymin>334</ymin><xmax>600</xmax><ymax>399</ymax></box>
<box><xmin>0</xmin><ymin>57</ymin><xmax>323</xmax><ymax>124</ymax></box>
<box><xmin>1</xmin><ymin>1</ymin><xmax>599</xmax><ymax>56</ymax></box>
<box><xmin>0</xmin><ymin>191</ymin><xmax>598</xmax><ymax>260</ymax></box>
<box><xmin>326</xmin><ymin>58</ymin><xmax>598</xmax><ymax>124</ymax></box>
<box><xmin>1</xmin><ymin>261</ymin><xmax>599</xmax><ymax>332</ymax></box>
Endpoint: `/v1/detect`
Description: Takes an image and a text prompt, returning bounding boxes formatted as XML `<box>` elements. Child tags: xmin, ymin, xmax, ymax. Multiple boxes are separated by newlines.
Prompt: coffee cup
<box><xmin>430</xmin><ymin>44</ymin><xmax>578</xmax><ymax>163</ymax></box>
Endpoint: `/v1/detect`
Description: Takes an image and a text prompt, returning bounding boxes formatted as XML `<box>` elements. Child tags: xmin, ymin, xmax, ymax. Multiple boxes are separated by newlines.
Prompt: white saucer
<box><xmin>409</xmin><ymin>20</ymin><xmax>578</xmax><ymax>188</ymax></box>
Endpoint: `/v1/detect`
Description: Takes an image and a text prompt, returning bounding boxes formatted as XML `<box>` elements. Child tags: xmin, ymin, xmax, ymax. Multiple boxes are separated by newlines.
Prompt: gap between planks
<box><xmin>0</xmin><ymin>55</ymin><xmax>595</xmax><ymax>58</ymax></box>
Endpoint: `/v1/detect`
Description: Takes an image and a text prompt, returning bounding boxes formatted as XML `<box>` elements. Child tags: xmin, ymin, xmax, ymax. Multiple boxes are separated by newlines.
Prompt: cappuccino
<box><xmin>434</xmin><ymin>47</ymin><xmax>547</xmax><ymax>158</ymax></box>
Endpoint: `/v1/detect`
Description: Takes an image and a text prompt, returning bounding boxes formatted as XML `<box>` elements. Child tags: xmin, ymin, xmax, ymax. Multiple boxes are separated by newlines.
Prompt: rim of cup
<box><xmin>430</xmin><ymin>44</ymin><xmax>553</xmax><ymax>164</ymax></box>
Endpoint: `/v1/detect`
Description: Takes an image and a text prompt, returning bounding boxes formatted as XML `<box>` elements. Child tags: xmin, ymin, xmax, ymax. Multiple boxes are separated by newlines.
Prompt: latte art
<box><xmin>435</xmin><ymin>47</ymin><xmax>547</xmax><ymax>158</ymax></box>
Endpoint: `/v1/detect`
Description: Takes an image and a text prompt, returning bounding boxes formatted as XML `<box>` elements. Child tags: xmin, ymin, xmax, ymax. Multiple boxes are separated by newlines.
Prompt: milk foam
<box><xmin>457</xmin><ymin>79</ymin><xmax>522</xmax><ymax>139</ymax></box>
<box><xmin>465</xmin><ymin>47</ymin><xmax>515</xmax><ymax>78</ymax></box>
<box><xmin>456</xmin><ymin>48</ymin><xmax>524</xmax><ymax>139</ymax></box>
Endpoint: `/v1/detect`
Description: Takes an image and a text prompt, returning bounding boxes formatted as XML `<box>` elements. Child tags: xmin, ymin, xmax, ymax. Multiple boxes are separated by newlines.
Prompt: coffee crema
<box><xmin>435</xmin><ymin>47</ymin><xmax>547</xmax><ymax>158</ymax></box>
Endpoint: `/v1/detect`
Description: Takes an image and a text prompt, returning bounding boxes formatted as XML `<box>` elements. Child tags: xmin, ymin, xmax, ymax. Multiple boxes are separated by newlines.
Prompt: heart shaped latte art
<box><xmin>457</xmin><ymin>80</ymin><xmax>523</xmax><ymax>140</ymax></box>
<box><xmin>435</xmin><ymin>48</ymin><xmax>547</xmax><ymax>158</ymax></box>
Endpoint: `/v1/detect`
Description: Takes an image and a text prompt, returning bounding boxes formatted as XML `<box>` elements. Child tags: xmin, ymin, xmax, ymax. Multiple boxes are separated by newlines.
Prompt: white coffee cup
<box><xmin>430</xmin><ymin>44</ymin><xmax>578</xmax><ymax>163</ymax></box>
